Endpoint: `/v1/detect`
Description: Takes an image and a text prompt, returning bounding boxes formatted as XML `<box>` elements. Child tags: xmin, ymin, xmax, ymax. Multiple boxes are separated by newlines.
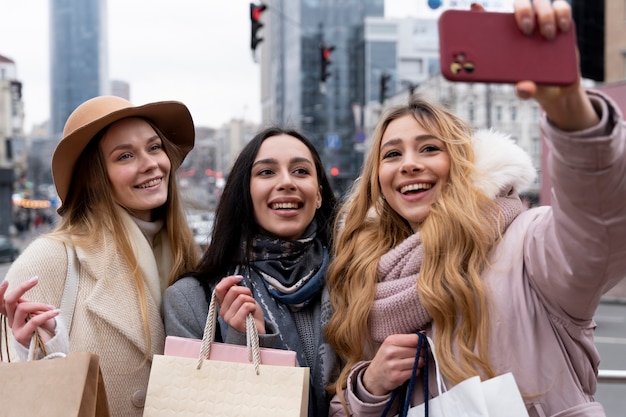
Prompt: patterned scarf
<box><xmin>229</xmin><ymin>220</ymin><xmax>334</xmax><ymax>417</ymax></box>
<box><xmin>245</xmin><ymin>221</ymin><xmax>328</xmax><ymax>310</ymax></box>
<box><xmin>369</xmin><ymin>192</ymin><xmax>524</xmax><ymax>343</ymax></box>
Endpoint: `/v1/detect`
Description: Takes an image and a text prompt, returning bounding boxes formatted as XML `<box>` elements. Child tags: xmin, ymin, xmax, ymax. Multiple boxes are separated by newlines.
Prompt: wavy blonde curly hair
<box><xmin>325</xmin><ymin>97</ymin><xmax>501</xmax><ymax>405</ymax></box>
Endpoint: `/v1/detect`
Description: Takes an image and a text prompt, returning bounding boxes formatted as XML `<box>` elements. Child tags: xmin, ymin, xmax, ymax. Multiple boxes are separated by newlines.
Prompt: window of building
<box><xmin>495</xmin><ymin>105</ymin><xmax>503</xmax><ymax>122</ymax></box>
<box><xmin>510</xmin><ymin>106</ymin><xmax>517</xmax><ymax>121</ymax></box>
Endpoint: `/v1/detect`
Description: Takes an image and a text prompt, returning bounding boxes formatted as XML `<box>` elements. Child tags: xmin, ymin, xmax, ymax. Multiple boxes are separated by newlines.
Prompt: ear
<box><xmin>316</xmin><ymin>186</ymin><xmax>323</xmax><ymax>209</ymax></box>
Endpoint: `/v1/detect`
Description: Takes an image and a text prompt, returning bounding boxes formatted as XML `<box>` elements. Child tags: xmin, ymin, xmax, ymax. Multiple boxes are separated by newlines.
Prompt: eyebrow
<box><xmin>252</xmin><ymin>156</ymin><xmax>314</xmax><ymax>168</ymax></box>
<box><xmin>105</xmin><ymin>134</ymin><xmax>161</xmax><ymax>157</ymax></box>
<box><xmin>380</xmin><ymin>134</ymin><xmax>440</xmax><ymax>150</ymax></box>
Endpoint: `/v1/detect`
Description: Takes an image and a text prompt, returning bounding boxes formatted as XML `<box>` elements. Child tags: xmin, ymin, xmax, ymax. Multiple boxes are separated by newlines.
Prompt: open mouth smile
<box><xmin>136</xmin><ymin>178</ymin><xmax>162</xmax><ymax>189</ymax></box>
<box><xmin>400</xmin><ymin>183</ymin><xmax>432</xmax><ymax>195</ymax></box>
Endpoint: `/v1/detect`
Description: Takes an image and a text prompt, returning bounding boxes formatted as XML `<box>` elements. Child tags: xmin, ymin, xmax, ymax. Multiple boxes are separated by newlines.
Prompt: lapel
<box><xmin>77</xmin><ymin>227</ymin><xmax>165</xmax><ymax>355</ymax></box>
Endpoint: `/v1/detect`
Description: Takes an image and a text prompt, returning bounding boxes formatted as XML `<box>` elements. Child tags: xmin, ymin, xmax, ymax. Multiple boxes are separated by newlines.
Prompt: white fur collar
<box><xmin>471</xmin><ymin>128</ymin><xmax>537</xmax><ymax>199</ymax></box>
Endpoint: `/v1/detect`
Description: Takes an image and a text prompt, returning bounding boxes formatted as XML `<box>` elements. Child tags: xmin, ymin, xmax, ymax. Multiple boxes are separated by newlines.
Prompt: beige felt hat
<box><xmin>52</xmin><ymin>95</ymin><xmax>195</xmax><ymax>203</ymax></box>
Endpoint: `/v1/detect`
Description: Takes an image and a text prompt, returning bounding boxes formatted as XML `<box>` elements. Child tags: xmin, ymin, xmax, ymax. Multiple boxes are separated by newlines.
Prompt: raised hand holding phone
<box><xmin>438</xmin><ymin>8</ymin><xmax>578</xmax><ymax>85</ymax></box>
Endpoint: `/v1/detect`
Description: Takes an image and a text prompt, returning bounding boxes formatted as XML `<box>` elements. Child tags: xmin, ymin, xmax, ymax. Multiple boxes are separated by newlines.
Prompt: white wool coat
<box><xmin>4</xmin><ymin>212</ymin><xmax>172</xmax><ymax>417</ymax></box>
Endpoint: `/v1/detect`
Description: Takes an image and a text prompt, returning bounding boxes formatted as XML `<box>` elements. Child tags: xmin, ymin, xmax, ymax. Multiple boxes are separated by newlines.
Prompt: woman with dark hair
<box><xmin>163</xmin><ymin>127</ymin><xmax>339</xmax><ymax>417</ymax></box>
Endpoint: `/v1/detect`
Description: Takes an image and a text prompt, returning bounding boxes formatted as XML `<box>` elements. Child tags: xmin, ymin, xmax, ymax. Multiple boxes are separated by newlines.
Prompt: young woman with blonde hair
<box><xmin>326</xmin><ymin>1</ymin><xmax>626</xmax><ymax>416</ymax></box>
<box><xmin>1</xmin><ymin>96</ymin><xmax>201</xmax><ymax>417</ymax></box>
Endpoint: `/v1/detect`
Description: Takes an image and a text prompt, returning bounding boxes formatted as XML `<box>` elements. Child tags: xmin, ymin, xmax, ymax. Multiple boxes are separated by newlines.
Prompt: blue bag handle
<box><xmin>380</xmin><ymin>331</ymin><xmax>429</xmax><ymax>417</ymax></box>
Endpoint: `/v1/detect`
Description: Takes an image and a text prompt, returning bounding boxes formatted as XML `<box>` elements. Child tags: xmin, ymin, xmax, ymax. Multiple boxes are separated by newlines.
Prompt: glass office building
<box><xmin>50</xmin><ymin>0</ymin><xmax>108</xmax><ymax>136</ymax></box>
<box><xmin>260</xmin><ymin>0</ymin><xmax>384</xmax><ymax>194</ymax></box>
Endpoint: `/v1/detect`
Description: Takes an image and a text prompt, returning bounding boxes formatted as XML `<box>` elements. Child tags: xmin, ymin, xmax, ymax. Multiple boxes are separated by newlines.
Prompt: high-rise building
<box><xmin>259</xmin><ymin>0</ymin><xmax>384</xmax><ymax>194</ymax></box>
<box><xmin>50</xmin><ymin>0</ymin><xmax>108</xmax><ymax>136</ymax></box>
<box><xmin>0</xmin><ymin>54</ymin><xmax>25</xmax><ymax>235</ymax></box>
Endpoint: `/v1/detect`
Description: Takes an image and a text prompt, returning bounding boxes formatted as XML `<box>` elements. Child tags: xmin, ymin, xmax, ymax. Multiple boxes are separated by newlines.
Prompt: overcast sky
<box><xmin>0</xmin><ymin>0</ymin><xmax>512</xmax><ymax>132</ymax></box>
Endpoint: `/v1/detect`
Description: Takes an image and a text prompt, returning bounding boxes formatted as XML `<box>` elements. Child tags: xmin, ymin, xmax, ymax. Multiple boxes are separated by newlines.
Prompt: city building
<box><xmin>0</xmin><ymin>54</ymin><xmax>24</xmax><ymax>235</ymax></box>
<box><xmin>110</xmin><ymin>79</ymin><xmax>130</xmax><ymax>100</ymax></box>
<box><xmin>259</xmin><ymin>0</ymin><xmax>385</xmax><ymax>194</ymax></box>
<box><xmin>50</xmin><ymin>0</ymin><xmax>109</xmax><ymax>136</ymax></box>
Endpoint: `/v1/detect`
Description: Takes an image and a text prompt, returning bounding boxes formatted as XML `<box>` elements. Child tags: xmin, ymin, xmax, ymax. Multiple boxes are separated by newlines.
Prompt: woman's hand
<box><xmin>3</xmin><ymin>277</ymin><xmax>59</xmax><ymax>347</ymax></box>
<box><xmin>214</xmin><ymin>275</ymin><xmax>266</xmax><ymax>334</ymax></box>
<box><xmin>512</xmin><ymin>0</ymin><xmax>599</xmax><ymax>131</ymax></box>
<box><xmin>362</xmin><ymin>333</ymin><xmax>425</xmax><ymax>396</ymax></box>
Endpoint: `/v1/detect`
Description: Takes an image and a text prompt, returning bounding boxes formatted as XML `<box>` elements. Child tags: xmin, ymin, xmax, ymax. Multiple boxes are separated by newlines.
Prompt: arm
<box><xmin>512</xmin><ymin>0</ymin><xmax>599</xmax><ymax>131</ymax></box>
<box><xmin>163</xmin><ymin>277</ymin><xmax>208</xmax><ymax>339</ymax></box>
<box><xmin>329</xmin><ymin>334</ymin><xmax>423</xmax><ymax>416</ymax></box>
<box><xmin>527</xmin><ymin>92</ymin><xmax>626</xmax><ymax>319</ymax></box>
<box><xmin>511</xmin><ymin>0</ymin><xmax>626</xmax><ymax>318</ymax></box>
<box><xmin>3</xmin><ymin>238</ymin><xmax>71</xmax><ymax>359</ymax></box>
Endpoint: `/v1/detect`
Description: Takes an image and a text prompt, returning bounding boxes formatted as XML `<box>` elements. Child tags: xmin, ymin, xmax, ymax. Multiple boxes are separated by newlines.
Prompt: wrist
<box><xmin>543</xmin><ymin>87</ymin><xmax>599</xmax><ymax>131</ymax></box>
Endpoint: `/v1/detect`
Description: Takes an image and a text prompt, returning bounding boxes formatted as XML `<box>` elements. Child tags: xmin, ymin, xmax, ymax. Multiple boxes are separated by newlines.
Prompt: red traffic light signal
<box><xmin>330</xmin><ymin>167</ymin><xmax>339</xmax><ymax>177</ymax></box>
<box><xmin>250</xmin><ymin>3</ymin><xmax>267</xmax><ymax>52</ymax></box>
<box><xmin>320</xmin><ymin>45</ymin><xmax>335</xmax><ymax>82</ymax></box>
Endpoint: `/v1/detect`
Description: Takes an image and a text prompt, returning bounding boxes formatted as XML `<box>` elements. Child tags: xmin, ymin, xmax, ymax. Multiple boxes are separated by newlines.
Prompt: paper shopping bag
<box><xmin>384</xmin><ymin>333</ymin><xmax>528</xmax><ymax>417</ymax></box>
<box><xmin>145</xmin><ymin>288</ymin><xmax>309</xmax><ymax>416</ymax></box>
<box><xmin>401</xmin><ymin>335</ymin><xmax>528</xmax><ymax>417</ymax></box>
<box><xmin>405</xmin><ymin>372</ymin><xmax>528</xmax><ymax>417</ymax></box>
<box><xmin>143</xmin><ymin>354</ymin><xmax>309</xmax><ymax>417</ymax></box>
<box><xmin>0</xmin><ymin>351</ymin><xmax>111</xmax><ymax>417</ymax></box>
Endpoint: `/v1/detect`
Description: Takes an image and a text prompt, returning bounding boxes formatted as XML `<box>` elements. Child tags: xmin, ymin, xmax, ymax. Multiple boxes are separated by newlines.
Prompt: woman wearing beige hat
<box><xmin>0</xmin><ymin>95</ymin><xmax>201</xmax><ymax>417</ymax></box>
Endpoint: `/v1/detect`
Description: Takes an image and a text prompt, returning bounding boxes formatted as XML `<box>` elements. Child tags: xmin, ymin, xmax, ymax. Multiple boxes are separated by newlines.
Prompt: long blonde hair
<box><xmin>53</xmin><ymin>121</ymin><xmax>200</xmax><ymax>356</ymax></box>
<box><xmin>326</xmin><ymin>97</ymin><xmax>499</xmax><ymax>401</ymax></box>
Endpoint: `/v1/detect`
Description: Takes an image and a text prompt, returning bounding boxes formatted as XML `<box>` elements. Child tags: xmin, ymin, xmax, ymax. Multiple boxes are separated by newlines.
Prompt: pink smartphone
<box><xmin>438</xmin><ymin>10</ymin><xmax>578</xmax><ymax>85</ymax></box>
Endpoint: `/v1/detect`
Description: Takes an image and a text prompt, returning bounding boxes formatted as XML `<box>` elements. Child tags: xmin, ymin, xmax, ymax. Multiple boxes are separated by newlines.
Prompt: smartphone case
<box><xmin>438</xmin><ymin>10</ymin><xmax>578</xmax><ymax>85</ymax></box>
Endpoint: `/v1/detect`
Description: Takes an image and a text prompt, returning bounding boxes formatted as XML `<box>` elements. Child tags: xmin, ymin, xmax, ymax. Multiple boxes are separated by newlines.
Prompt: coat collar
<box><xmin>471</xmin><ymin>128</ymin><xmax>537</xmax><ymax>199</ymax></box>
<box><xmin>75</xmin><ymin>211</ymin><xmax>167</xmax><ymax>355</ymax></box>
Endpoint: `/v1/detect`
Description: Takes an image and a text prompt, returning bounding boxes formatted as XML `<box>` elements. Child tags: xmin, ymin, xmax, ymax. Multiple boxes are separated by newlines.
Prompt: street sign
<box><xmin>325</xmin><ymin>133</ymin><xmax>341</xmax><ymax>149</ymax></box>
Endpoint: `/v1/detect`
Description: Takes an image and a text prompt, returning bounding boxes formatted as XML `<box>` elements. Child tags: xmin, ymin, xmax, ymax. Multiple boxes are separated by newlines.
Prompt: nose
<box><xmin>400</xmin><ymin>155</ymin><xmax>423</xmax><ymax>174</ymax></box>
<box><xmin>276</xmin><ymin>169</ymin><xmax>296</xmax><ymax>190</ymax></box>
<box><xmin>139</xmin><ymin>151</ymin><xmax>159</xmax><ymax>171</ymax></box>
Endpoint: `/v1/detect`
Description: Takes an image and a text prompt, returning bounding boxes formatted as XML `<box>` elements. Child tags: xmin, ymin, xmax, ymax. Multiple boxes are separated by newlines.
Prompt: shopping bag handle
<box><xmin>380</xmin><ymin>331</ymin><xmax>429</xmax><ymax>417</ymax></box>
<box><xmin>197</xmin><ymin>289</ymin><xmax>261</xmax><ymax>374</ymax></box>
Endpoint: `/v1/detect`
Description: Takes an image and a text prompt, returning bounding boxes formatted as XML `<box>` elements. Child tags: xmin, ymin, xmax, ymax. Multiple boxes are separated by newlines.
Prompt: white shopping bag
<box><xmin>392</xmin><ymin>335</ymin><xmax>529</xmax><ymax>417</ymax></box>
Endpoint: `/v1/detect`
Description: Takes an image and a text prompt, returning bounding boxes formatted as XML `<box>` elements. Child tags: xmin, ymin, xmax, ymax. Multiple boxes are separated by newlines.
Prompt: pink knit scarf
<box><xmin>369</xmin><ymin>193</ymin><xmax>524</xmax><ymax>343</ymax></box>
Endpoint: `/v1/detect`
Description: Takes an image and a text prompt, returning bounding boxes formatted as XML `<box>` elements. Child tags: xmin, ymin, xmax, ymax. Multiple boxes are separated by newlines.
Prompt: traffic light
<box><xmin>380</xmin><ymin>73</ymin><xmax>391</xmax><ymax>104</ymax></box>
<box><xmin>320</xmin><ymin>45</ymin><xmax>335</xmax><ymax>82</ymax></box>
<box><xmin>330</xmin><ymin>167</ymin><xmax>339</xmax><ymax>177</ymax></box>
<box><xmin>250</xmin><ymin>3</ymin><xmax>267</xmax><ymax>53</ymax></box>
<box><xmin>571</xmin><ymin>0</ymin><xmax>605</xmax><ymax>81</ymax></box>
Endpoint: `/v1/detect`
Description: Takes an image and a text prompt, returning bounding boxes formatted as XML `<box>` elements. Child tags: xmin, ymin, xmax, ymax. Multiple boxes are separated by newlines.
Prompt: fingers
<box><xmin>515</xmin><ymin>80</ymin><xmax>538</xmax><ymax>100</ymax></box>
<box><xmin>215</xmin><ymin>275</ymin><xmax>264</xmax><ymax>333</ymax></box>
<box><xmin>12</xmin><ymin>308</ymin><xmax>60</xmax><ymax>347</ymax></box>
<box><xmin>4</xmin><ymin>276</ymin><xmax>40</xmax><ymax>324</ymax></box>
<box><xmin>513</xmin><ymin>0</ymin><xmax>572</xmax><ymax>39</ymax></box>
<box><xmin>362</xmin><ymin>333</ymin><xmax>422</xmax><ymax>395</ymax></box>
<box><xmin>213</xmin><ymin>275</ymin><xmax>244</xmax><ymax>304</ymax></box>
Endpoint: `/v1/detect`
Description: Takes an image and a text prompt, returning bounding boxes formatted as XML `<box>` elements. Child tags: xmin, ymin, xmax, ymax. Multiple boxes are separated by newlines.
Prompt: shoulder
<box><xmin>164</xmin><ymin>276</ymin><xmax>207</xmax><ymax>306</ymax></box>
<box><xmin>7</xmin><ymin>237</ymin><xmax>67</xmax><ymax>280</ymax></box>
<box><xmin>4</xmin><ymin>237</ymin><xmax>68</xmax><ymax>301</ymax></box>
<box><xmin>501</xmin><ymin>205</ymin><xmax>551</xmax><ymax>238</ymax></box>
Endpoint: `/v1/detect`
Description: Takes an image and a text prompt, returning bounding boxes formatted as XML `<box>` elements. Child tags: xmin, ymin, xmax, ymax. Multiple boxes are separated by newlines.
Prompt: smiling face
<box><xmin>378</xmin><ymin>114</ymin><xmax>451</xmax><ymax>231</ymax></box>
<box><xmin>250</xmin><ymin>134</ymin><xmax>322</xmax><ymax>241</ymax></box>
<box><xmin>99</xmin><ymin>117</ymin><xmax>171</xmax><ymax>221</ymax></box>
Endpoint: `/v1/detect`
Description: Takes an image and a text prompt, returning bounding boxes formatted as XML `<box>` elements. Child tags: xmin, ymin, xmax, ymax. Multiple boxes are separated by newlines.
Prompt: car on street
<box><xmin>0</xmin><ymin>235</ymin><xmax>19</xmax><ymax>263</ymax></box>
<box><xmin>186</xmin><ymin>212</ymin><xmax>214</xmax><ymax>251</ymax></box>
